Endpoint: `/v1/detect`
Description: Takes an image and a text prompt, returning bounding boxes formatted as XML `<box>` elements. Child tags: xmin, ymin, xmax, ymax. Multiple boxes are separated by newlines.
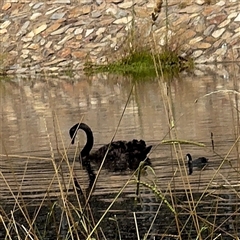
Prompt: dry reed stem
<box><xmin>86</xmin><ymin>175</ymin><xmax>134</xmax><ymax>240</ymax></box>
<box><xmin>0</xmin><ymin>154</ymin><xmax>51</xmax><ymax>161</ymax></box>
<box><xmin>195</xmin><ymin>89</ymin><xmax>240</xmax><ymax>103</ymax></box>
<box><xmin>162</xmin><ymin>139</ymin><xmax>206</xmax><ymax>147</ymax></box>
<box><xmin>84</xmin><ymin>85</ymin><xmax>134</xmax><ymax>207</ymax></box>
<box><xmin>85</xmin><ymin>84</ymin><xmax>156</xmax><ymax>239</ymax></box>
<box><xmin>150</xmin><ymin>30</ymin><xmax>204</xmax><ymax>238</ymax></box>
<box><xmin>0</xmin><ymin>215</ymin><xmax>12</xmax><ymax>239</ymax></box>
<box><xmin>51</xmin><ymin>115</ymin><xmax>84</xmax><ymax>239</ymax></box>
<box><xmin>133</xmin><ymin>212</ymin><xmax>140</xmax><ymax>240</ymax></box>
<box><xmin>11</xmin><ymin>211</ymin><xmax>21</xmax><ymax>240</ymax></box>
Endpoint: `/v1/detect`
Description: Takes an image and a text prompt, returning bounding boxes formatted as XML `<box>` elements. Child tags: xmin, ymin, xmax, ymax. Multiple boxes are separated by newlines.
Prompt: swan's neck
<box><xmin>79</xmin><ymin>123</ymin><xmax>94</xmax><ymax>158</ymax></box>
<box><xmin>70</xmin><ymin>122</ymin><xmax>94</xmax><ymax>157</ymax></box>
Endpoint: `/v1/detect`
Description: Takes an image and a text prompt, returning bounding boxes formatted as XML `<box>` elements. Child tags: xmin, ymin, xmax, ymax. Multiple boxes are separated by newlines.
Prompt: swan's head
<box><xmin>186</xmin><ymin>153</ymin><xmax>192</xmax><ymax>162</ymax></box>
<box><xmin>69</xmin><ymin>123</ymin><xmax>80</xmax><ymax>144</ymax></box>
<box><xmin>69</xmin><ymin>122</ymin><xmax>94</xmax><ymax>145</ymax></box>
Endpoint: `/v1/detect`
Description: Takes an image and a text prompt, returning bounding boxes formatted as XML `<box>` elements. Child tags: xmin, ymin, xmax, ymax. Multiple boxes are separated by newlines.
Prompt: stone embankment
<box><xmin>0</xmin><ymin>0</ymin><xmax>239</xmax><ymax>74</ymax></box>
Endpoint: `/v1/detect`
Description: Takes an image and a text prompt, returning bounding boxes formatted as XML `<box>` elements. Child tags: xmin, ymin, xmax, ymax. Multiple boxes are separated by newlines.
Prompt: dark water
<box><xmin>1</xmin><ymin>69</ymin><xmax>240</xmax><ymax>239</ymax></box>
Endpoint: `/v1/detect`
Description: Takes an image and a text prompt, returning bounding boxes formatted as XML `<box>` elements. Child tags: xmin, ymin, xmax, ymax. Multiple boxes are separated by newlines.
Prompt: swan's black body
<box><xmin>70</xmin><ymin>123</ymin><xmax>152</xmax><ymax>187</ymax></box>
<box><xmin>186</xmin><ymin>153</ymin><xmax>208</xmax><ymax>175</ymax></box>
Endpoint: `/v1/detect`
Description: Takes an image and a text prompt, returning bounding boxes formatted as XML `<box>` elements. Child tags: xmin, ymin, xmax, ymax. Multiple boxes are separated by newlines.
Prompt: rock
<box><xmin>43</xmin><ymin>58</ymin><xmax>66</xmax><ymax>66</ymax></box>
<box><xmin>118</xmin><ymin>1</ymin><xmax>134</xmax><ymax>9</ymax></box>
<box><xmin>216</xmin><ymin>1</ymin><xmax>225</xmax><ymax>6</ymax></box>
<box><xmin>32</xmin><ymin>3</ymin><xmax>44</xmax><ymax>9</ymax></box>
<box><xmin>67</xmin><ymin>40</ymin><xmax>81</xmax><ymax>49</ymax></box>
<box><xmin>179</xmin><ymin>5</ymin><xmax>202</xmax><ymax>14</ymax></box>
<box><xmin>57</xmin><ymin>34</ymin><xmax>74</xmax><ymax>45</ymax></box>
<box><xmin>207</xmin><ymin>13</ymin><xmax>227</xmax><ymax>25</ymax></box>
<box><xmin>189</xmin><ymin>36</ymin><xmax>203</xmax><ymax>45</ymax></box>
<box><xmin>76</xmin><ymin>35</ymin><xmax>83</xmax><ymax>41</ymax></box>
<box><xmin>46</xmin><ymin>7</ymin><xmax>63</xmax><ymax>15</ymax></box>
<box><xmin>31</xmin><ymin>55</ymin><xmax>42</xmax><ymax>61</ymax></box>
<box><xmin>96</xmin><ymin>27</ymin><xmax>105</xmax><ymax>35</ymax></box>
<box><xmin>82</xmin><ymin>5</ymin><xmax>92</xmax><ymax>14</ymax></box>
<box><xmin>195</xmin><ymin>0</ymin><xmax>205</xmax><ymax>4</ymax></box>
<box><xmin>2</xmin><ymin>3</ymin><xmax>11</xmax><ymax>11</ymax></box>
<box><xmin>202</xmin><ymin>6</ymin><xmax>219</xmax><ymax>16</ymax></box>
<box><xmin>212</xmin><ymin>28</ymin><xmax>225</xmax><ymax>38</ymax></box>
<box><xmin>192</xmin><ymin>50</ymin><xmax>203</xmax><ymax>58</ymax></box>
<box><xmin>43</xmin><ymin>48</ymin><xmax>54</xmax><ymax>57</ymax></box>
<box><xmin>51</xmin><ymin>25</ymin><xmax>69</xmax><ymax>35</ymax></box>
<box><xmin>218</xmin><ymin>19</ymin><xmax>230</xmax><ymax>28</ymax></box>
<box><xmin>183</xmin><ymin>29</ymin><xmax>196</xmax><ymax>39</ymax></box>
<box><xmin>22</xmin><ymin>31</ymin><xmax>35</xmax><ymax>42</ymax></box>
<box><xmin>113</xmin><ymin>16</ymin><xmax>133</xmax><ymax>24</ymax></box>
<box><xmin>30</xmin><ymin>12</ymin><xmax>42</xmax><ymax>20</ymax></box>
<box><xmin>91</xmin><ymin>10</ymin><xmax>102</xmax><ymax>18</ymax></box>
<box><xmin>195</xmin><ymin>55</ymin><xmax>215</xmax><ymax>63</ymax></box>
<box><xmin>52</xmin><ymin>0</ymin><xmax>70</xmax><ymax>3</ymax></box>
<box><xmin>234</xmin><ymin>13</ymin><xmax>240</xmax><ymax>21</ymax></box>
<box><xmin>197</xmin><ymin>42</ymin><xmax>211</xmax><ymax>49</ymax></box>
<box><xmin>22</xmin><ymin>49</ymin><xmax>30</xmax><ymax>55</ymax></box>
<box><xmin>85</xmin><ymin>28</ymin><xmax>94</xmax><ymax>37</ymax></box>
<box><xmin>0</xmin><ymin>20</ymin><xmax>11</xmax><ymax>29</ymax></box>
<box><xmin>50</xmin><ymin>12</ymin><xmax>65</xmax><ymax>20</ymax></box>
<box><xmin>80</xmin><ymin>0</ymin><xmax>93</xmax><ymax>3</ymax></box>
<box><xmin>107</xmin><ymin>0</ymin><xmax>123</xmax><ymax>3</ymax></box>
<box><xmin>53</xmin><ymin>45</ymin><xmax>62</xmax><ymax>51</ymax></box>
<box><xmin>16</xmin><ymin>68</ymin><xmax>29</xmax><ymax>74</ymax></box>
<box><xmin>58</xmin><ymin>47</ymin><xmax>71</xmax><ymax>58</ymax></box>
<box><xmin>16</xmin><ymin>21</ymin><xmax>30</xmax><ymax>37</ymax></box>
<box><xmin>0</xmin><ymin>29</ymin><xmax>7</xmax><ymax>34</ymax></box>
<box><xmin>45</xmin><ymin>41</ymin><xmax>52</xmax><ymax>49</ymax></box>
<box><xmin>214</xmin><ymin>45</ymin><xmax>227</xmax><ymax>59</ymax></box>
<box><xmin>44</xmin><ymin>22</ymin><xmax>63</xmax><ymax>36</ymax></box>
<box><xmin>222</xmin><ymin>31</ymin><xmax>233</xmax><ymax>41</ymax></box>
<box><xmin>28</xmin><ymin>43</ymin><xmax>39</xmax><ymax>50</ymax></box>
<box><xmin>69</xmin><ymin>6</ymin><xmax>91</xmax><ymax>17</ymax></box>
<box><xmin>96</xmin><ymin>0</ymin><xmax>103</xmax><ymax>5</ymax></box>
<box><xmin>228</xmin><ymin>12</ymin><xmax>238</xmax><ymax>19</ymax></box>
<box><xmin>204</xmin><ymin>25</ymin><xmax>215</xmax><ymax>36</ymax></box>
<box><xmin>74</xmin><ymin>28</ymin><xmax>83</xmax><ymax>35</ymax></box>
<box><xmin>71</xmin><ymin>51</ymin><xmax>88</xmax><ymax>59</ymax></box>
<box><xmin>34</xmin><ymin>24</ymin><xmax>47</xmax><ymax>35</ymax></box>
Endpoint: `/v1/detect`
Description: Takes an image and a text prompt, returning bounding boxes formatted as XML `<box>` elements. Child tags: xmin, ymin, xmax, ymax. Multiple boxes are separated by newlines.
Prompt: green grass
<box><xmin>84</xmin><ymin>48</ymin><xmax>194</xmax><ymax>80</ymax></box>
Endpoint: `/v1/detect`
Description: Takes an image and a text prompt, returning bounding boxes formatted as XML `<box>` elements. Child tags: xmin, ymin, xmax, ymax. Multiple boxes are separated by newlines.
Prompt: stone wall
<box><xmin>0</xmin><ymin>0</ymin><xmax>240</xmax><ymax>74</ymax></box>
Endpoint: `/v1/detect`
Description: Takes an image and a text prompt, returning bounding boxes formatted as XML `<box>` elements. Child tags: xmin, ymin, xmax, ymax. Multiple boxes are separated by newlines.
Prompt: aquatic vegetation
<box><xmin>84</xmin><ymin>47</ymin><xmax>193</xmax><ymax>80</ymax></box>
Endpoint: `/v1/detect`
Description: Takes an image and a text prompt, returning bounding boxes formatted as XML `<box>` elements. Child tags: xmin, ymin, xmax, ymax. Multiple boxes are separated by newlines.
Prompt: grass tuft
<box><xmin>84</xmin><ymin>47</ymin><xmax>193</xmax><ymax>80</ymax></box>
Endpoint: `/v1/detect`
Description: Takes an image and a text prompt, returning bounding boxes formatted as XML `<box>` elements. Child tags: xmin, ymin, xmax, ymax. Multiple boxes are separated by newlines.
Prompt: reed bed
<box><xmin>1</xmin><ymin>78</ymin><xmax>240</xmax><ymax>239</ymax></box>
<box><xmin>1</xmin><ymin>1</ymin><xmax>240</xmax><ymax>239</ymax></box>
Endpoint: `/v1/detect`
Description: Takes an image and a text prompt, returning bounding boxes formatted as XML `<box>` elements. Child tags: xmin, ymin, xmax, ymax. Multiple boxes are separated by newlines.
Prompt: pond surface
<box><xmin>1</xmin><ymin>66</ymin><xmax>240</xmax><ymax>239</ymax></box>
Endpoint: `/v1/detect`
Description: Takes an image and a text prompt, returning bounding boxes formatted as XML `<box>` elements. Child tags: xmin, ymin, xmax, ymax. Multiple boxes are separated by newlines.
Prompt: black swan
<box><xmin>186</xmin><ymin>153</ymin><xmax>208</xmax><ymax>175</ymax></box>
<box><xmin>69</xmin><ymin>122</ymin><xmax>152</xmax><ymax>172</ymax></box>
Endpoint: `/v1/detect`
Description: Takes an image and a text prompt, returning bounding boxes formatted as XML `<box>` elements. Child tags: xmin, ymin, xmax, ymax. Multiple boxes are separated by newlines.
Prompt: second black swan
<box><xmin>69</xmin><ymin>122</ymin><xmax>152</xmax><ymax>172</ymax></box>
<box><xmin>186</xmin><ymin>153</ymin><xmax>208</xmax><ymax>175</ymax></box>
